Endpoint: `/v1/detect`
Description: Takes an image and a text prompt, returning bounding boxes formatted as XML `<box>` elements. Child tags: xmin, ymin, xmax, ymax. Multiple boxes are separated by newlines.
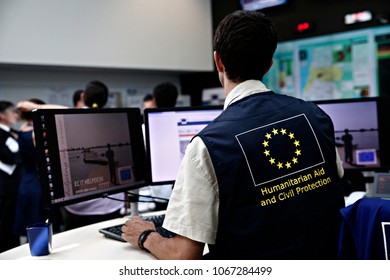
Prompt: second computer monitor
<box><xmin>144</xmin><ymin>106</ymin><xmax>223</xmax><ymax>185</ymax></box>
<box><xmin>315</xmin><ymin>96</ymin><xmax>390</xmax><ymax>171</ymax></box>
<box><xmin>33</xmin><ymin>108</ymin><xmax>147</xmax><ymax>207</ymax></box>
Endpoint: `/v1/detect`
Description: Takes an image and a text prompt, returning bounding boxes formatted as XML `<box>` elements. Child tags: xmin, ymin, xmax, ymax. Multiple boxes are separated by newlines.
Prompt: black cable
<box><xmin>103</xmin><ymin>192</ymin><xmax>169</xmax><ymax>203</ymax></box>
<box><xmin>128</xmin><ymin>191</ymin><xmax>170</xmax><ymax>202</ymax></box>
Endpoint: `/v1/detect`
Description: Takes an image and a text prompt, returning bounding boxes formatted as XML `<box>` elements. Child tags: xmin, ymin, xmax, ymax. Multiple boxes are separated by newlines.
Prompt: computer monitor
<box><xmin>263</xmin><ymin>25</ymin><xmax>390</xmax><ymax>100</ymax></box>
<box><xmin>314</xmin><ymin>96</ymin><xmax>390</xmax><ymax>171</ymax></box>
<box><xmin>32</xmin><ymin>108</ymin><xmax>147</xmax><ymax>207</ymax></box>
<box><xmin>373</xmin><ymin>172</ymin><xmax>390</xmax><ymax>199</ymax></box>
<box><xmin>240</xmin><ymin>0</ymin><xmax>288</xmax><ymax>11</ymax></box>
<box><xmin>144</xmin><ymin>106</ymin><xmax>223</xmax><ymax>185</ymax></box>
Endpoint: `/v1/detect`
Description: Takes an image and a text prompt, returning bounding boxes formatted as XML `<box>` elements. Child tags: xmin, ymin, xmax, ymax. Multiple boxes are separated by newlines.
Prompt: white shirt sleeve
<box><xmin>163</xmin><ymin>136</ymin><xmax>219</xmax><ymax>244</ymax></box>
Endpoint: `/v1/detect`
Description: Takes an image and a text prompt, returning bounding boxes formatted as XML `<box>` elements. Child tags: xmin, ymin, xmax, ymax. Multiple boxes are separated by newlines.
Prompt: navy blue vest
<box><xmin>198</xmin><ymin>91</ymin><xmax>345</xmax><ymax>259</ymax></box>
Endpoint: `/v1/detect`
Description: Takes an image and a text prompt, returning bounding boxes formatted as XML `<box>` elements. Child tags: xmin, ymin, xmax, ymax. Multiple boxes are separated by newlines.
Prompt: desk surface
<box><xmin>0</xmin><ymin>212</ymin><xmax>164</xmax><ymax>260</ymax></box>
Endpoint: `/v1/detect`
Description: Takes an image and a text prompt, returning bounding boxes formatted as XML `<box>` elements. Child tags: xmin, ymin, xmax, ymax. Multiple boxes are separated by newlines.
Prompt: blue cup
<box><xmin>26</xmin><ymin>222</ymin><xmax>53</xmax><ymax>256</ymax></box>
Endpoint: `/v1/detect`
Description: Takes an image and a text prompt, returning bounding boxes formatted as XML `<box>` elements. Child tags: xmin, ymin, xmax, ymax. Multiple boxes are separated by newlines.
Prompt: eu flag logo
<box><xmin>236</xmin><ymin>114</ymin><xmax>325</xmax><ymax>186</ymax></box>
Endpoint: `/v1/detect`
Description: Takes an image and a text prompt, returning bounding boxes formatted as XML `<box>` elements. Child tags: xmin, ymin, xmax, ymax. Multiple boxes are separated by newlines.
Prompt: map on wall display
<box><xmin>264</xmin><ymin>45</ymin><xmax>295</xmax><ymax>96</ymax></box>
<box><xmin>263</xmin><ymin>25</ymin><xmax>390</xmax><ymax>101</ymax></box>
<box><xmin>299</xmin><ymin>36</ymin><xmax>370</xmax><ymax>100</ymax></box>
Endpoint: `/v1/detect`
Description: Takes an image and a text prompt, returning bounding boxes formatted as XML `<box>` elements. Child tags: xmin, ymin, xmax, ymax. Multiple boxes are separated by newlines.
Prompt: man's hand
<box><xmin>121</xmin><ymin>216</ymin><xmax>156</xmax><ymax>248</ymax></box>
<box><xmin>121</xmin><ymin>216</ymin><xmax>204</xmax><ymax>259</ymax></box>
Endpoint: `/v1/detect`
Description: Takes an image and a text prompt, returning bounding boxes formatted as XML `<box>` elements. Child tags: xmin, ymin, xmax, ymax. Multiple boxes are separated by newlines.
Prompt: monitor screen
<box><xmin>32</xmin><ymin>108</ymin><xmax>146</xmax><ymax>207</ymax></box>
<box><xmin>240</xmin><ymin>0</ymin><xmax>287</xmax><ymax>11</ymax></box>
<box><xmin>373</xmin><ymin>172</ymin><xmax>390</xmax><ymax>199</ymax></box>
<box><xmin>263</xmin><ymin>25</ymin><xmax>390</xmax><ymax>100</ymax></box>
<box><xmin>144</xmin><ymin>106</ymin><xmax>223</xmax><ymax>185</ymax></box>
<box><xmin>315</xmin><ymin>96</ymin><xmax>390</xmax><ymax>171</ymax></box>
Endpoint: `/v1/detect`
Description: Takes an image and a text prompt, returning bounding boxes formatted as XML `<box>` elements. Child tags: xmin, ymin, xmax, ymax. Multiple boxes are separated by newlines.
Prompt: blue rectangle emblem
<box><xmin>236</xmin><ymin>114</ymin><xmax>325</xmax><ymax>186</ymax></box>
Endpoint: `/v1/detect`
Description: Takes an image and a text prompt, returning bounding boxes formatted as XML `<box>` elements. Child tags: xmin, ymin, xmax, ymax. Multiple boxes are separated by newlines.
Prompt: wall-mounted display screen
<box><xmin>240</xmin><ymin>0</ymin><xmax>287</xmax><ymax>11</ymax></box>
<box><xmin>263</xmin><ymin>25</ymin><xmax>390</xmax><ymax>100</ymax></box>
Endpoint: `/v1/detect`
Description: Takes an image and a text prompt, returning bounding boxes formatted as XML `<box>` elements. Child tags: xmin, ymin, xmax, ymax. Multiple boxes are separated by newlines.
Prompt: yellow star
<box><xmin>263</xmin><ymin>128</ymin><xmax>303</xmax><ymax>170</ymax></box>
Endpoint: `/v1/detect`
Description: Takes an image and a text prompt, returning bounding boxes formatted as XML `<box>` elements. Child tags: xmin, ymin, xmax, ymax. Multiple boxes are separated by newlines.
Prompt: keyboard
<box><xmin>99</xmin><ymin>213</ymin><xmax>175</xmax><ymax>242</ymax></box>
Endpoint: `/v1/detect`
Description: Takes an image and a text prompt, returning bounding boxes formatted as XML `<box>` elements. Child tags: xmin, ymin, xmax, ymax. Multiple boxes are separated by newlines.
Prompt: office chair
<box><xmin>338</xmin><ymin>197</ymin><xmax>390</xmax><ymax>260</ymax></box>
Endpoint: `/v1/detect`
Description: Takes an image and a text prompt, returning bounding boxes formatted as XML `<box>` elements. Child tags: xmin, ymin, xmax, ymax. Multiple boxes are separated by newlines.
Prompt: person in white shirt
<box><xmin>121</xmin><ymin>10</ymin><xmax>345</xmax><ymax>260</ymax></box>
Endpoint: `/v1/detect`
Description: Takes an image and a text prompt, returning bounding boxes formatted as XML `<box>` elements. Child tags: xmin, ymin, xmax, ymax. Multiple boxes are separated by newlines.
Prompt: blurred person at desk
<box><xmin>121</xmin><ymin>10</ymin><xmax>345</xmax><ymax>260</ymax></box>
<box><xmin>142</xmin><ymin>93</ymin><xmax>156</xmax><ymax>110</ymax></box>
<box><xmin>152</xmin><ymin>82</ymin><xmax>178</xmax><ymax>108</ymax></box>
<box><xmin>73</xmin><ymin>89</ymin><xmax>85</xmax><ymax>108</ymax></box>
<box><xmin>0</xmin><ymin>101</ymin><xmax>22</xmax><ymax>252</ymax></box>
<box><xmin>17</xmin><ymin>80</ymin><xmax>126</xmax><ymax>231</ymax></box>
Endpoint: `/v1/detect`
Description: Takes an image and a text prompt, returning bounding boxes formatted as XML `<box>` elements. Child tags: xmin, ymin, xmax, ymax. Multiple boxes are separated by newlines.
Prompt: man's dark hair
<box><xmin>73</xmin><ymin>89</ymin><xmax>84</xmax><ymax>107</ymax></box>
<box><xmin>153</xmin><ymin>82</ymin><xmax>178</xmax><ymax>108</ymax></box>
<box><xmin>213</xmin><ymin>10</ymin><xmax>278</xmax><ymax>82</ymax></box>
<box><xmin>83</xmin><ymin>80</ymin><xmax>109</xmax><ymax>108</ymax></box>
<box><xmin>20</xmin><ymin>98</ymin><xmax>46</xmax><ymax>120</ymax></box>
<box><xmin>0</xmin><ymin>101</ymin><xmax>14</xmax><ymax>113</ymax></box>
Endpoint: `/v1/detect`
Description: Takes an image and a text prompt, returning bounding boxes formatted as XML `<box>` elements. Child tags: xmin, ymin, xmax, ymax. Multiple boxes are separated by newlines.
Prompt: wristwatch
<box><xmin>138</xmin><ymin>229</ymin><xmax>155</xmax><ymax>252</ymax></box>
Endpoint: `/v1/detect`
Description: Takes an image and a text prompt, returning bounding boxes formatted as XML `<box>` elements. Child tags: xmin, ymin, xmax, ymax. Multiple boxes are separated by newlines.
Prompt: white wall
<box><xmin>0</xmin><ymin>0</ymin><xmax>211</xmax><ymax>108</ymax></box>
<box><xmin>0</xmin><ymin>0</ymin><xmax>214</xmax><ymax>71</ymax></box>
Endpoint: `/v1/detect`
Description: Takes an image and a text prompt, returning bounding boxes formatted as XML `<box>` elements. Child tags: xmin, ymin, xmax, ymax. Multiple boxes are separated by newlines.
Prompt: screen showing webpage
<box><xmin>146</xmin><ymin>108</ymin><xmax>223</xmax><ymax>184</ymax></box>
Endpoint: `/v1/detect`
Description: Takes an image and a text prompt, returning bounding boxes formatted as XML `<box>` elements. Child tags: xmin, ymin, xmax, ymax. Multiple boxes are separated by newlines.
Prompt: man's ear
<box><xmin>214</xmin><ymin>51</ymin><xmax>224</xmax><ymax>73</ymax></box>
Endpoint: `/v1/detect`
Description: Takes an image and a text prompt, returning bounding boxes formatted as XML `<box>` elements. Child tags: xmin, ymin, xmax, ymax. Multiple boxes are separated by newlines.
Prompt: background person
<box><xmin>13</xmin><ymin>98</ymin><xmax>47</xmax><ymax>243</ymax></box>
<box><xmin>73</xmin><ymin>89</ymin><xmax>85</xmax><ymax>108</ymax></box>
<box><xmin>143</xmin><ymin>93</ymin><xmax>156</xmax><ymax>110</ymax></box>
<box><xmin>152</xmin><ymin>82</ymin><xmax>178</xmax><ymax>108</ymax></box>
<box><xmin>0</xmin><ymin>101</ymin><xmax>22</xmax><ymax>253</ymax></box>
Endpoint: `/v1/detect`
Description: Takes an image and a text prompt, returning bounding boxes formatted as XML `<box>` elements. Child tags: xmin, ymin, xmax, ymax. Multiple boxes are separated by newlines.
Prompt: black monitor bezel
<box><xmin>32</xmin><ymin>107</ymin><xmax>147</xmax><ymax>208</ymax></box>
<box><xmin>314</xmin><ymin>96</ymin><xmax>390</xmax><ymax>172</ymax></box>
<box><xmin>143</xmin><ymin>105</ymin><xmax>223</xmax><ymax>186</ymax></box>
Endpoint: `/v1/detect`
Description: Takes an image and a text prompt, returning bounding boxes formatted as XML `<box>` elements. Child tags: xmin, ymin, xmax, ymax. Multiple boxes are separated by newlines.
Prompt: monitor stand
<box><xmin>129</xmin><ymin>188</ymin><xmax>139</xmax><ymax>217</ymax></box>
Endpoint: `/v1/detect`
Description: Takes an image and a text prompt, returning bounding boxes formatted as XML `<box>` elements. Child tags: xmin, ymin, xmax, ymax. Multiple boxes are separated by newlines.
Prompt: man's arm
<box><xmin>16</xmin><ymin>100</ymin><xmax>68</xmax><ymax>112</ymax></box>
<box><xmin>121</xmin><ymin>216</ymin><xmax>204</xmax><ymax>259</ymax></box>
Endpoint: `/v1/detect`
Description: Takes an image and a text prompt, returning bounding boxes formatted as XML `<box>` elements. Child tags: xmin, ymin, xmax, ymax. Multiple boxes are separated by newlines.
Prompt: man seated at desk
<box><xmin>121</xmin><ymin>10</ymin><xmax>345</xmax><ymax>260</ymax></box>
